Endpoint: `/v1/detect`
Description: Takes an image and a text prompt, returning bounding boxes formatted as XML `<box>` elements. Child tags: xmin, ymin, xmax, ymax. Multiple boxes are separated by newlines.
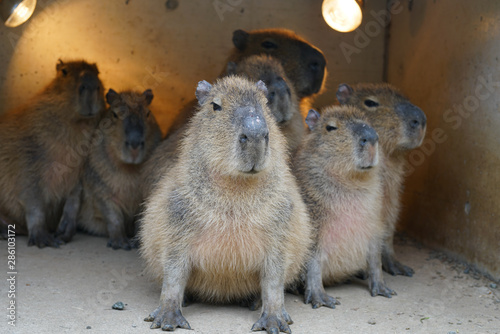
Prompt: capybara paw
<box><xmin>383</xmin><ymin>257</ymin><xmax>414</xmax><ymax>277</ymax></box>
<box><xmin>370</xmin><ymin>282</ymin><xmax>397</xmax><ymax>298</ymax></box>
<box><xmin>251</xmin><ymin>312</ymin><xmax>292</xmax><ymax>334</ymax></box>
<box><xmin>28</xmin><ymin>230</ymin><xmax>63</xmax><ymax>248</ymax></box>
<box><xmin>107</xmin><ymin>237</ymin><xmax>133</xmax><ymax>250</ymax></box>
<box><xmin>55</xmin><ymin>218</ymin><xmax>77</xmax><ymax>243</ymax></box>
<box><xmin>304</xmin><ymin>288</ymin><xmax>340</xmax><ymax>309</ymax></box>
<box><xmin>144</xmin><ymin>305</ymin><xmax>191</xmax><ymax>331</ymax></box>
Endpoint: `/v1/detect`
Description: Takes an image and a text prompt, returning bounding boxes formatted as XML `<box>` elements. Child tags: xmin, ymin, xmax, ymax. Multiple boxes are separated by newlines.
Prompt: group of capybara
<box><xmin>0</xmin><ymin>28</ymin><xmax>426</xmax><ymax>333</ymax></box>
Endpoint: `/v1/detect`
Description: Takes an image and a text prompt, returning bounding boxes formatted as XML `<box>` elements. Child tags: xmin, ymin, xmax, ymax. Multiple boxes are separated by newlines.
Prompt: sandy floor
<box><xmin>1</xmin><ymin>233</ymin><xmax>499</xmax><ymax>334</ymax></box>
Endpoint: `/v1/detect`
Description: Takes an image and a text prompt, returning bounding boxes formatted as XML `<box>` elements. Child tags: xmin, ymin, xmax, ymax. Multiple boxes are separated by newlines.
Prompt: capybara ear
<box><xmin>305</xmin><ymin>109</ymin><xmax>321</xmax><ymax>131</ymax></box>
<box><xmin>56</xmin><ymin>59</ymin><xmax>64</xmax><ymax>71</ymax></box>
<box><xmin>232</xmin><ymin>29</ymin><xmax>249</xmax><ymax>50</ymax></box>
<box><xmin>143</xmin><ymin>89</ymin><xmax>154</xmax><ymax>105</ymax></box>
<box><xmin>336</xmin><ymin>83</ymin><xmax>354</xmax><ymax>105</ymax></box>
<box><xmin>225</xmin><ymin>61</ymin><xmax>237</xmax><ymax>75</ymax></box>
<box><xmin>195</xmin><ymin>80</ymin><xmax>212</xmax><ymax>105</ymax></box>
<box><xmin>106</xmin><ymin>89</ymin><xmax>120</xmax><ymax>105</ymax></box>
<box><xmin>255</xmin><ymin>80</ymin><xmax>268</xmax><ymax>96</ymax></box>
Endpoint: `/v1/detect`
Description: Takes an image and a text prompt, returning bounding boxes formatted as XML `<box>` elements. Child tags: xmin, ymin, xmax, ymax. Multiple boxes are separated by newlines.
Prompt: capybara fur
<box><xmin>167</xmin><ymin>28</ymin><xmax>327</xmax><ymax>137</ymax></box>
<box><xmin>337</xmin><ymin>83</ymin><xmax>427</xmax><ymax>277</ymax></box>
<box><xmin>0</xmin><ymin>60</ymin><xmax>105</xmax><ymax>247</ymax></box>
<box><xmin>139</xmin><ymin>76</ymin><xmax>312</xmax><ymax>333</ymax></box>
<box><xmin>76</xmin><ymin>89</ymin><xmax>161</xmax><ymax>250</ymax></box>
<box><xmin>225</xmin><ymin>54</ymin><xmax>304</xmax><ymax>154</ymax></box>
<box><xmin>293</xmin><ymin>106</ymin><xmax>396</xmax><ymax>308</ymax></box>
<box><xmin>229</xmin><ymin>28</ymin><xmax>327</xmax><ymax>99</ymax></box>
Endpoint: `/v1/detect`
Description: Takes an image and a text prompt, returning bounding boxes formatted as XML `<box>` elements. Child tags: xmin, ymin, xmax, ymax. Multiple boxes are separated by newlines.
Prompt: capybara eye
<box><xmin>211</xmin><ymin>102</ymin><xmax>222</xmax><ymax>111</ymax></box>
<box><xmin>61</xmin><ymin>68</ymin><xmax>68</xmax><ymax>76</ymax></box>
<box><xmin>364</xmin><ymin>99</ymin><xmax>379</xmax><ymax>107</ymax></box>
<box><xmin>326</xmin><ymin>125</ymin><xmax>337</xmax><ymax>132</ymax></box>
<box><xmin>261</xmin><ymin>40</ymin><xmax>278</xmax><ymax>49</ymax></box>
<box><xmin>146</xmin><ymin>110</ymin><xmax>150</xmax><ymax>118</ymax></box>
<box><xmin>239</xmin><ymin>134</ymin><xmax>248</xmax><ymax>144</ymax></box>
<box><xmin>112</xmin><ymin>111</ymin><xmax>118</xmax><ymax>119</ymax></box>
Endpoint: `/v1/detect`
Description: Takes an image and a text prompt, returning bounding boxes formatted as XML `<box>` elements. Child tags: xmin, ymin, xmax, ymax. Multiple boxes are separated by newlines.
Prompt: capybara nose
<box><xmin>125</xmin><ymin>130</ymin><xmax>145</xmax><ymax>150</ymax></box>
<box><xmin>352</xmin><ymin>123</ymin><xmax>378</xmax><ymax>147</ymax></box>
<box><xmin>238</xmin><ymin>106</ymin><xmax>269</xmax><ymax>144</ymax></box>
<box><xmin>396</xmin><ymin>102</ymin><xmax>427</xmax><ymax>130</ymax></box>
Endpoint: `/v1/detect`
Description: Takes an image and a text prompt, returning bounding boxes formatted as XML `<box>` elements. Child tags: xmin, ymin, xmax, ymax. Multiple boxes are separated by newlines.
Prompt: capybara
<box><xmin>229</xmin><ymin>28</ymin><xmax>327</xmax><ymax>99</ymax></box>
<box><xmin>0</xmin><ymin>59</ymin><xmax>105</xmax><ymax>247</ymax></box>
<box><xmin>139</xmin><ymin>76</ymin><xmax>312</xmax><ymax>333</ymax></box>
<box><xmin>225</xmin><ymin>54</ymin><xmax>304</xmax><ymax>154</ymax></box>
<box><xmin>168</xmin><ymin>28</ymin><xmax>327</xmax><ymax>136</ymax></box>
<box><xmin>336</xmin><ymin>83</ymin><xmax>427</xmax><ymax>277</ymax></box>
<box><xmin>293</xmin><ymin>106</ymin><xmax>395</xmax><ymax>308</ymax></box>
<box><xmin>73</xmin><ymin>89</ymin><xmax>161</xmax><ymax>250</ymax></box>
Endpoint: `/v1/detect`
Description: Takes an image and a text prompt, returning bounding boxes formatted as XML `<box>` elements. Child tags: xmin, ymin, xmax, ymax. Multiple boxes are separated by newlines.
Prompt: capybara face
<box><xmin>194</xmin><ymin>76</ymin><xmax>272</xmax><ymax>175</ymax></box>
<box><xmin>336</xmin><ymin>83</ymin><xmax>427</xmax><ymax>153</ymax></box>
<box><xmin>231</xmin><ymin>29</ymin><xmax>327</xmax><ymax>98</ymax></box>
<box><xmin>55</xmin><ymin>60</ymin><xmax>105</xmax><ymax>117</ymax></box>
<box><xmin>226</xmin><ymin>55</ymin><xmax>294</xmax><ymax>124</ymax></box>
<box><xmin>305</xmin><ymin>106</ymin><xmax>379</xmax><ymax>173</ymax></box>
<box><xmin>105</xmin><ymin>89</ymin><xmax>155</xmax><ymax>165</ymax></box>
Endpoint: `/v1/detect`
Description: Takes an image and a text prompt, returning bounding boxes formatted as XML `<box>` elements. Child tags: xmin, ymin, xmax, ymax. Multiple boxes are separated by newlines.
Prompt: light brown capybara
<box><xmin>336</xmin><ymin>83</ymin><xmax>427</xmax><ymax>277</ymax></box>
<box><xmin>139</xmin><ymin>76</ymin><xmax>312</xmax><ymax>333</ymax></box>
<box><xmin>293</xmin><ymin>106</ymin><xmax>396</xmax><ymax>308</ymax></box>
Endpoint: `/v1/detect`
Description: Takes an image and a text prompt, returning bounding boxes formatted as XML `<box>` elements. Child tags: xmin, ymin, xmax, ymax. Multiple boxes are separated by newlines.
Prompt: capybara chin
<box><xmin>0</xmin><ymin>59</ymin><xmax>105</xmax><ymax>248</ymax></box>
<box><xmin>293</xmin><ymin>106</ymin><xmax>395</xmax><ymax>309</ymax></box>
<box><xmin>337</xmin><ymin>83</ymin><xmax>427</xmax><ymax>277</ymax></box>
<box><xmin>225</xmin><ymin>54</ymin><xmax>305</xmax><ymax>154</ymax></box>
<box><xmin>71</xmin><ymin>89</ymin><xmax>162</xmax><ymax>250</ymax></box>
<box><xmin>139</xmin><ymin>76</ymin><xmax>312</xmax><ymax>333</ymax></box>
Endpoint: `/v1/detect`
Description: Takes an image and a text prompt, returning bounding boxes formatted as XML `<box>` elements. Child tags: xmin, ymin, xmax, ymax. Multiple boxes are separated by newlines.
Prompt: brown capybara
<box><xmin>0</xmin><ymin>60</ymin><xmax>105</xmax><ymax>247</ymax></box>
<box><xmin>167</xmin><ymin>28</ymin><xmax>327</xmax><ymax>136</ymax></box>
<box><xmin>336</xmin><ymin>83</ymin><xmax>427</xmax><ymax>277</ymax></box>
<box><xmin>229</xmin><ymin>28</ymin><xmax>327</xmax><ymax>99</ymax></box>
<box><xmin>139</xmin><ymin>76</ymin><xmax>312</xmax><ymax>333</ymax></box>
<box><xmin>71</xmin><ymin>89</ymin><xmax>161</xmax><ymax>250</ymax></box>
<box><xmin>225</xmin><ymin>54</ymin><xmax>305</xmax><ymax>154</ymax></box>
<box><xmin>293</xmin><ymin>106</ymin><xmax>396</xmax><ymax>308</ymax></box>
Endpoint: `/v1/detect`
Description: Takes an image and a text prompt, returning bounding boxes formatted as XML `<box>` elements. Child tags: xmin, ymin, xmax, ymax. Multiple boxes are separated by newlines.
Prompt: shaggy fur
<box><xmin>337</xmin><ymin>83</ymin><xmax>427</xmax><ymax>277</ymax></box>
<box><xmin>76</xmin><ymin>89</ymin><xmax>161</xmax><ymax>249</ymax></box>
<box><xmin>0</xmin><ymin>60</ymin><xmax>105</xmax><ymax>247</ymax></box>
<box><xmin>293</xmin><ymin>105</ymin><xmax>395</xmax><ymax>308</ymax></box>
<box><xmin>139</xmin><ymin>76</ymin><xmax>312</xmax><ymax>333</ymax></box>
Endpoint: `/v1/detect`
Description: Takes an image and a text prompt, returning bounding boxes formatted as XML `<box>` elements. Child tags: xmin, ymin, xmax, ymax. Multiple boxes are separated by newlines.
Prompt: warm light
<box><xmin>322</xmin><ymin>0</ymin><xmax>362</xmax><ymax>33</ymax></box>
<box><xmin>2</xmin><ymin>0</ymin><xmax>37</xmax><ymax>28</ymax></box>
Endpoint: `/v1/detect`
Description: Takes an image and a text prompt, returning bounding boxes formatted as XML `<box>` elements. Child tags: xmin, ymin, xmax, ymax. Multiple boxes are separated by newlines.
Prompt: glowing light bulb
<box><xmin>4</xmin><ymin>0</ymin><xmax>37</xmax><ymax>28</ymax></box>
<box><xmin>322</xmin><ymin>0</ymin><xmax>362</xmax><ymax>33</ymax></box>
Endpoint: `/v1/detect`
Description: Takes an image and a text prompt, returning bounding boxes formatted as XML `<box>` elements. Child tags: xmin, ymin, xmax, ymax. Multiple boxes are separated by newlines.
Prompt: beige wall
<box><xmin>0</xmin><ymin>0</ymin><xmax>386</xmax><ymax>134</ymax></box>
<box><xmin>386</xmin><ymin>0</ymin><xmax>500</xmax><ymax>280</ymax></box>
